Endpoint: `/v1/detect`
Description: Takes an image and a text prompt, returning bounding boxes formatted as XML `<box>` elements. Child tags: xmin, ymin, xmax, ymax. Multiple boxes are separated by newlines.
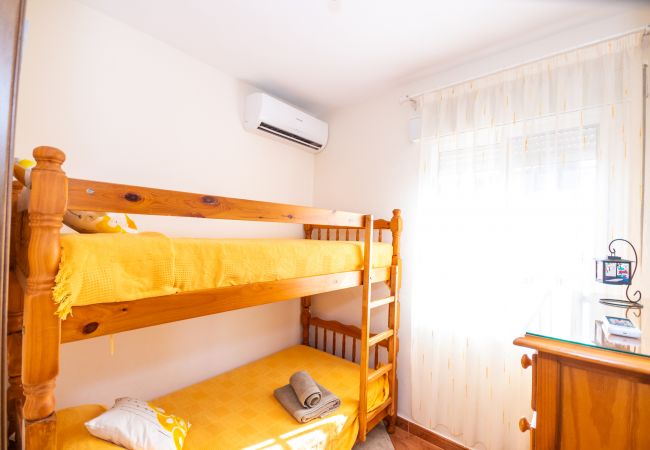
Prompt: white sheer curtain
<box><xmin>410</xmin><ymin>32</ymin><xmax>648</xmax><ymax>449</ymax></box>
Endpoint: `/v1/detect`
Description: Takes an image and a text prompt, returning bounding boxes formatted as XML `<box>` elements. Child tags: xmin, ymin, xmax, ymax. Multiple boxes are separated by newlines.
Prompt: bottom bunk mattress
<box><xmin>57</xmin><ymin>345</ymin><xmax>390</xmax><ymax>450</ymax></box>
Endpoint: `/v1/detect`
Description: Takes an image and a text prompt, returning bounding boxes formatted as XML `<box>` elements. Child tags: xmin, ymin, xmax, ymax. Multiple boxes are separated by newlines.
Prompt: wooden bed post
<box><xmin>301</xmin><ymin>224</ymin><xmax>313</xmax><ymax>345</ymax></box>
<box><xmin>301</xmin><ymin>297</ymin><xmax>311</xmax><ymax>345</ymax></box>
<box><xmin>358</xmin><ymin>214</ymin><xmax>374</xmax><ymax>441</ymax></box>
<box><xmin>390</xmin><ymin>210</ymin><xmax>402</xmax><ymax>273</ymax></box>
<box><xmin>386</xmin><ymin>209</ymin><xmax>402</xmax><ymax>432</ymax></box>
<box><xmin>22</xmin><ymin>147</ymin><xmax>67</xmax><ymax>450</ymax></box>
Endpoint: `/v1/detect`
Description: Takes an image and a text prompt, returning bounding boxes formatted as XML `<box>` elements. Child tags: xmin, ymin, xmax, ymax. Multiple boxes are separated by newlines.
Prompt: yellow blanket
<box><xmin>57</xmin><ymin>345</ymin><xmax>390</xmax><ymax>449</ymax></box>
<box><xmin>54</xmin><ymin>233</ymin><xmax>177</xmax><ymax>319</ymax></box>
<box><xmin>54</xmin><ymin>234</ymin><xmax>393</xmax><ymax>318</ymax></box>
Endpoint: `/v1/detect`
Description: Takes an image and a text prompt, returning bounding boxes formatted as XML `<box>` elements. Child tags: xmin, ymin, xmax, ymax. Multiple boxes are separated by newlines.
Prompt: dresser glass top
<box><xmin>525</xmin><ymin>296</ymin><xmax>649</xmax><ymax>358</ymax></box>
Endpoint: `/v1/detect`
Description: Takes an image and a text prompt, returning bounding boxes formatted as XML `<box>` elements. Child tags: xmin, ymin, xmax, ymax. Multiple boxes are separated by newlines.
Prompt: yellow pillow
<box><xmin>13</xmin><ymin>157</ymin><xmax>35</xmax><ymax>187</ymax></box>
<box><xmin>14</xmin><ymin>157</ymin><xmax>138</xmax><ymax>234</ymax></box>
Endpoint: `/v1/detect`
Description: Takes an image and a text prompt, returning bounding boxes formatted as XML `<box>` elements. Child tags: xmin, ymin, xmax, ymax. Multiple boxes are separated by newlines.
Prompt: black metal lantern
<box><xmin>595</xmin><ymin>238</ymin><xmax>642</xmax><ymax>312</ymax></box>
<box><xmin>595</xmin><ymin>255</ymin><xmax>632</xmax><ymax>285</ymax></box>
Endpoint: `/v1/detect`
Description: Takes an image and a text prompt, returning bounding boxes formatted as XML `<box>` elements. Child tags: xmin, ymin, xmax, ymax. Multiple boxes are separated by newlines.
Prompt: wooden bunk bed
<box><xmin>7</xmin><ymin>147</ymin><xmax>402</xmax><ymax>450</ymax></box>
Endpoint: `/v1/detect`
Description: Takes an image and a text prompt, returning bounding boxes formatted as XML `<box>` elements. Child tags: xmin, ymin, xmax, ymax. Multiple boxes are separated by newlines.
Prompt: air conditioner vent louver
<box><xmin>258</xmin><ymin>122</ymin><xmax>322</xmax><ymax>150</ymax></box>
<box><xmin>243</xmin><ymin>92</ymin><xmax>328</xmax><ymax>154</ymax></box>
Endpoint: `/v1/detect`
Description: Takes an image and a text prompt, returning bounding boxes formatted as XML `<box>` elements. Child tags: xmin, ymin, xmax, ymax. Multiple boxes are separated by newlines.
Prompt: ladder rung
<box><xmin>368</xmin><ymin>363</ymin><xmax>393</xmax><ymax>383</ymax></box>
<box><xmin>368</xmin><ymin>329</ymin><xmax>394</xmax><ymax>347</ymax></box>
<box><xmin>366</xmin><ymin>396</ymin><xmax>393</xmax><ymax>423</ymax></box>
<box><xmin>369</xmin><ymin>296</ymin><xmax>395</xmax><ymax>309</ymax></box>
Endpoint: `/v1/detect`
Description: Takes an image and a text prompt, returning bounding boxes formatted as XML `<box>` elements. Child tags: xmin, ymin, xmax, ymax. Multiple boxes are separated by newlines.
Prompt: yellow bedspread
<box><xmin>54</xmin><ymin>234</ymin><xmax>393</xmax><ymax>318</ymax></box>
<box><xmin>57</xmin><ymin>345</ymin><xmax>390</xmax><ymax>450</ymax></box>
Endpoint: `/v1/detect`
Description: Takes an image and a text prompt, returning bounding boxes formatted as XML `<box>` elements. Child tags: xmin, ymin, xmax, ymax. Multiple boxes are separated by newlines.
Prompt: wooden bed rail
<box><xmin>66</xmin><ymin>177</ymin><xmax>365</xmax><ymax>227</ymax></box>
<box><xmin>60</xmin><ymin>268</ymin><xmax>391</xmax><ymax>343</ymax></box>
<box><xmin>305</xmin><ymin>219</ymin><xmax>391</xmax><ymax>242</ymax></box>
<box><xmin>308</xmin><ymin>317</ymin><xmax>395</xmax><ymax>367</ymax></box>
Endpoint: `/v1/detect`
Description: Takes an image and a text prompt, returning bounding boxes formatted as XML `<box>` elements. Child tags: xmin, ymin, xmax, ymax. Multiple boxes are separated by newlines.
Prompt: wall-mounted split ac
<box><xmin>243</xmin><ymin>92</ymin><xmax>328</xmax><ymax>154</ymax></box>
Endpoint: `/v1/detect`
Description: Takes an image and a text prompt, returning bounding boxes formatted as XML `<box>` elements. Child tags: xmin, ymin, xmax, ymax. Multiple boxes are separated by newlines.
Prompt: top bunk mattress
<box><xmin>54</xmin><ymin>233</ymin><xmax>393</xmax><ymax>318</ymax></box>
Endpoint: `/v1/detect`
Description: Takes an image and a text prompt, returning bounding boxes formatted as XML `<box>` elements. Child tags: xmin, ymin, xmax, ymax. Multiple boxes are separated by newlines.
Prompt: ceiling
<box><xmin>77</xmin><ymin>0</ymin><xmax>640</xmax><ymax>114</ymax></box>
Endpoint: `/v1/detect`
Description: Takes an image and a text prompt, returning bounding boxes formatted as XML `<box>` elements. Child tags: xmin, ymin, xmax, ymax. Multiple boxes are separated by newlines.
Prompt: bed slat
<box><xmin>374</xmin><ymin>346</ymin><xmax>379</xmax><ymax>369</ymax></box>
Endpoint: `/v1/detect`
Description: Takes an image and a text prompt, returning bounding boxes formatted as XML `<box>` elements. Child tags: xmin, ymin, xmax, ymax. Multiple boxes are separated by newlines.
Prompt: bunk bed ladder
<box><xmin>358</xmin><ymin>211</ymin><xmax>400</xmax><ymax>441</ymax></box>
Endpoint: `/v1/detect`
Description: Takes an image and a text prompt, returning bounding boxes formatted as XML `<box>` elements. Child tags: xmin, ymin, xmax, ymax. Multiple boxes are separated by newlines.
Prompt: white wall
<box><xmin>314</xmin><ymin>6</ymin><xmax>650</xmax><ymax>431</ymax></box>
<box><xmin>16</xmin><ymin>0</ymin><xmax>315</xmax><ymax>408</ymax></box>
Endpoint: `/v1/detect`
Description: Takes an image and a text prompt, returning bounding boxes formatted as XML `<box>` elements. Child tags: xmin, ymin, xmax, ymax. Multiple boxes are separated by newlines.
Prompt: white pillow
<box><xmin>63</xmin><ymin>210</ymin><xmax>138</xmax><ymax>234</ymax></box>
<box><xmin>85</xmin><ymin>397</ymin><xmax>190</xmax><ymax>450</ymax></box>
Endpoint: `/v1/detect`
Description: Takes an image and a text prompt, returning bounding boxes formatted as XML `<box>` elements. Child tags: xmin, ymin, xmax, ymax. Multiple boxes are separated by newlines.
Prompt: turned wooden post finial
<box><xmin>390</xmin><ymin>209</ymin><xmax>402</xmax><ymax>231</ymax></box>
<box><xmin>33</xmin><ymin>146</ymin><xmax>66</xmax><ymax>166</ymax></box>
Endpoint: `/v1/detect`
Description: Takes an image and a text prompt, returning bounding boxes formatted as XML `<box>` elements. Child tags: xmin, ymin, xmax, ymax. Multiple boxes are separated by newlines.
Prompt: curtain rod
<box><xmin>401</xmin><ymin>24</ymin><xmax>650</xmax><ymax>104</ymax></box>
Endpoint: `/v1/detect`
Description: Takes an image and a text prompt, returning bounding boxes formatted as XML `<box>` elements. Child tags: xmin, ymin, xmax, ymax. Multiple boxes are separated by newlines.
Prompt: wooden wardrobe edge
<box><xmin>61</xmin><ymin>267</ymin><xmax>391</xmax><ymax>343</ymax></box>
<box><xmin>395</xmin><ymin>416</ymin><xmax>469</xmax><ymax>450</ymax></box>
<box><xmin>2</xmin><ymin>0</ymin><xmax>27</xmax><ymax>446</ymax></box>
<box><xmin>514</xmin><ymin>334</ymin><xmax>650</xmax><ymax>376</ymax></box>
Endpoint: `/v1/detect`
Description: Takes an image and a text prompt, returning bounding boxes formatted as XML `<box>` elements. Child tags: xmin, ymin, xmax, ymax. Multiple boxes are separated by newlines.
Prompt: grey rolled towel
<box><xmin>290</xmin><ymin>370</ymin><xmax>322</xmax><ymax>408</ymax></box>
<box><xmin>274</xmin><ymin>383</ymin><xmax>341</xmax><ymax>423</ymax></box>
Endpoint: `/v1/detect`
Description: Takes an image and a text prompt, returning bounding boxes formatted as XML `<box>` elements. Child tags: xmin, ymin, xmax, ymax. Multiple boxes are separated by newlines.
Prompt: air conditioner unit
<box><xmin>243</xmin><ymin>92</ymin><xmax>328</xmax><ymax>153</ymax></box>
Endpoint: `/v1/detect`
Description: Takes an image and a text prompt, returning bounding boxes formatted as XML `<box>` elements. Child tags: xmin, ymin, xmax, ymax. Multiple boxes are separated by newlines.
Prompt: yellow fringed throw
<box><xmin>172</xmin><ymin>238</ymin><xmax>393</xmax><ymax>292</ymax></box>
<box><xmin>54</xmin><ymin>235</ymin><xmax>394</xmax><ymax>319</ymax></box>
<box><xmin>54</xmin><ymin>233</ymin><xmax>178</xmax><ymax>318</ymax></box>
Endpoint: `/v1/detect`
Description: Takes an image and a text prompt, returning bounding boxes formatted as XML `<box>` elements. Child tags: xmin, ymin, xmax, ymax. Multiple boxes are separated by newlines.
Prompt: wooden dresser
<box><xmin>514</xmin><ymin>301</ymin><xmax>650</xmax><ymax>450</ymax></box>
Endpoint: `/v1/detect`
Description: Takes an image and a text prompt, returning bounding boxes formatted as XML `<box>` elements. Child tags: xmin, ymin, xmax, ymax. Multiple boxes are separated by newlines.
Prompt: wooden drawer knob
<box><xmin>521</xmin><ymin>354</ymin><xmax>532</xmax><ymax>369</ymax></box>
<box><xmin>519</xmin><ymin>417</ymin><xmax>531</xmax><ymax>432</ymax></box>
